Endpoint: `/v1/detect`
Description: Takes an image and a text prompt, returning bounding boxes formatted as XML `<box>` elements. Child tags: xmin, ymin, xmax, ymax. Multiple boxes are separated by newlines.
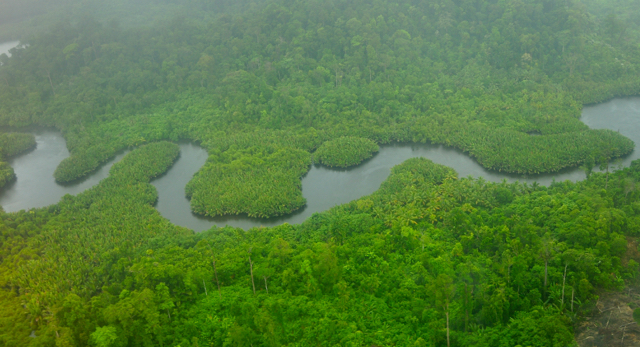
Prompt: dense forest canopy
<box><xmin>1</xmin><ymin>0</ymin><xmax>640</xmax><ymax>346</ymax></box>
<box><xmin>1</xmin><ymin>0</ymin><xmax>640</xmax><ymax>217</ymax></box>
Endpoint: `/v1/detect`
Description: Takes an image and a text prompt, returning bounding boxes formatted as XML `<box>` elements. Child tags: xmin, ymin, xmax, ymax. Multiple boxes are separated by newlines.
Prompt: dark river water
<box><xmin>0</xmin><ymin>98</ymin><xmax>639</xmax><ymax>231</ymax></box>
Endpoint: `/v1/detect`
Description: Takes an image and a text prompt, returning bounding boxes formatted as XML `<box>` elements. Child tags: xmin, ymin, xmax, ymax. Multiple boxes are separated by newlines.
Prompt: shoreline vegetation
<box><xmin>314</xmin><ymin>136</ymin><xmax>380</xmax><ymax>168</ymax></box>
<box><xmin>2</xmin><ymin>146</ymin><xmax>640</xmax><ymax>346</ymax></box>
<box><xmin>0</xmin><ymin>132</ymin><xmax>35</xmax><ymax>188</ymax></box>
<box><xmin>1</xmin><ymin>0</ymin><xmax>640</xmax><ymax>345</ymax></box>
<box><xmin>0</xmin><ymin>0</ymin><xmax>638</xmax><ymax>219</ymax></box>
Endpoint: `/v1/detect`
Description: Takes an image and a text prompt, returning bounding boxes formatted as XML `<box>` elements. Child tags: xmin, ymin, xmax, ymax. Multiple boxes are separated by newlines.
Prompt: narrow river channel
<box><xmin>0</xmin><ymin>97</ymin><xmax>638</xmax><ymax>231</ymax></box>
<box><xmin>150</xmin><ymin>97</ymin><xmax>640</xmax><ymax>231</ymax></box>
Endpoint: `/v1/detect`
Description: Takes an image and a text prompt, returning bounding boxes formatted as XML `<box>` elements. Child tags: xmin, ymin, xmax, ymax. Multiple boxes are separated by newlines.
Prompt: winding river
<box><xmin>0</xmin><ymin>98</ymin><xmax>639</xmax><ymax>231</ymax></box>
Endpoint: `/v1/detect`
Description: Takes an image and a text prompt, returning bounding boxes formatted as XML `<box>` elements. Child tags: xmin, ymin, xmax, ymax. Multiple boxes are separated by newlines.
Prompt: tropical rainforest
<box><xmin>0</xmin><ymin>0</ymin><xmax>640</xmax><ymax>345</ymax></box>
<box><xmin>314</xmin><ymin>136</ymin><xmax>379</xmax><ymax>168</ymax></box>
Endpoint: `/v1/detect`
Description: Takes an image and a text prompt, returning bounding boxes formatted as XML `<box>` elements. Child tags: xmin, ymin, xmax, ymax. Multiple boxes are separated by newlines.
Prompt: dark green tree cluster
<box><xmin>1</xmin><ymin>148</ymin><xmax>640</xmax><ymax>346</ymax></box>
<box><xmin>0</xmin><ymin>142</ymin><xmax>190</xmax><ymax>346</ymax></box>
<box><xmin>0</xmin><ymin>132</ymin><xmax>35</xmax><ymax>188</ymax></box>
<box><xmin>186</xmin><ymin>145</ymin><xmax>310</xmax><ymax>218</ymax></box>
<box><xmin>0</xmin><ymin>0</ymin><xmax>639</xmax><ymax>216</ymax></box>
<box><xmin>1</xmin><ymin>0</ymin><xmax>640</xmax><ymax>343</ymax></box>
<box><xmin>0</xmin><ymin>132</ymin><xmax>36</xmax><ymax>157</ymax></box>
<box><xmin>314</xmin><ymin>136</ymin><xmax>379</xmax><ymax>168</ymax></box>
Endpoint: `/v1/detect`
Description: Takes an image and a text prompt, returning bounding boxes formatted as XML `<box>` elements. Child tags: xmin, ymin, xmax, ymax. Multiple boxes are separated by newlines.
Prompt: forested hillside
<box><xmin>1</xmin><ymin>0</ymin><xmax>640</xmax><ymax>346</ymax></box>
<box><xmin>1</xmin><ymin>0</ymin><xmax>639</xmax><ymax>217</ymax></box>
<box><xmin>1</xmin><ymin>144</ymin><xmax>640</xmax><ymax>346</ymax></box>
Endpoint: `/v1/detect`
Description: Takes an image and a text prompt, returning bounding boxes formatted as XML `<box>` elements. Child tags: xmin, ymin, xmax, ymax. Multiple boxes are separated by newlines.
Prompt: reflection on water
<box><xmin>0</xmin><ymin>98</ymin><xmax>639</xmax><ymax>231</ymax></box>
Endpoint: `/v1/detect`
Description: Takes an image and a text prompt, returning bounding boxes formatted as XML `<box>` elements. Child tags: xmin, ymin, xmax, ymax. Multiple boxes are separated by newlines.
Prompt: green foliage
<box><xmin>90</xmin><ymin>326</ymin><xmax>119</xmax><ymax>347</ymax></box>
<box><xmin>186</xmin><ymin>145</ymin><xmax>310</xmax><ymax>218</ymax></box>
<box><xmin>377</xmin><ymin>157</ymin><xmax>457</xmax><ymax>196</ymax></box>
<box><xmin>1</xmin><ymin>0</ymin><xmax>640</xmax><ymax>345</ymax></box>
<box><xmin>466</xmin><ymin>307</ymin><xmax>574</xmax><ymax>347</ymax></box>
<box><xmin>109</xmin><ymin>141</ymin><xmax>179</xmax><ymax>182</ymax></box>
<box><xmin>0</xmin><ymin>132</ymin><xmax>35</xmax><ymax>189</ymax></box>
<box><xmin>0</xmin><ymin>142</ymin><xmax>191</xmax><ymax>345</ymax></box>
<box><xmin>4</xmin><ymin>153</ymin><xmax>640</xmax><ymax>345</ymax></box>
<box><xmin>314</xmin><ymin>136</ymin><xmax>379</xmax><ymax>168</ymax></box>
<box><xmin>422</xmin><ymin>123</ymin><xmax>634</xmax><ymax>174</ymax></box>
<box><xmin>0</xmin><ymin>162</ymin><xmax>15</xmax><ymax>189</ymax></box>
<box><xmin>0</xmin><ymin>132</ymin><xmax>35</xmax><ymax>157</ymax></box>
<box><xmin>54</xmin><ymin>144</ymin><xmax>121</xmax><ymax>183</ymax></box>
<box><xmin>0</xmin><ymin>0</ymin><xmax>638</xmax><ymax>213</ymax></box>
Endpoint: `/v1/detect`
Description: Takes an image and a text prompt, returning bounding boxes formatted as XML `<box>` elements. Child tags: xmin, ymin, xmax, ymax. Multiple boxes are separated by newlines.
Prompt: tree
<box><xmin>539</xmin><ymin>234</ymin><xmax>557</xmax><ymax>299</ymax></box>
<box><xmin>434</xmin><ymin>274</ymin><xmax>455</xmax><ymax>347</ymax></box>
<box><xmin>90</xmin><ymin>326</ymin><xmax>119</xmax><ymax>347</ymax></box>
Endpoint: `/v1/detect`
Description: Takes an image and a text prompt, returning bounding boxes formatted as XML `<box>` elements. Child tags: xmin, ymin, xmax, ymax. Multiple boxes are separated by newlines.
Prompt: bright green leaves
<box><xmin>187</xmin><ymin>145</ymin><xmax>310</xmax><ymax>218</ymax></box>
<box><xmin>109</xmin><ymin>141</ymin><xmax>179</xmax><ymax>183</ymax></box>
<box><xmin>5</xmin><ymin>152</ymin><xmax>640</xmax><ymax>346</ymax></box>
<box><xmin>55</xmin><ymin>141</ymin><xmax>179</xmax><ymax>184</ymax></box>
<box><xmin>90</xmin><ymin>326</ymin><xmax>119</xmax><ymax>347</ymax></box>
<box><xmin>466</xmin><ymin>307</ymin><xmax>574</xmax><ymax>347</ymax></box>
<box><xmin>314</xmin><ymin>136</ymin><xmax>379</xmax><ymax>168</ymax></box>
<box><xmin>426</xmin><ymin>121</ymin><xmax>634</xmax><ymax>174</ymax></box>
<box><xmin>378</xmin><ymin>157</ymin><xmax>457</xmax><ymax>196</ymax></box>
<box><xmin>54</xmin><ymin>145</ymin><xmax>118</xmax><ymax>183</ymax></box>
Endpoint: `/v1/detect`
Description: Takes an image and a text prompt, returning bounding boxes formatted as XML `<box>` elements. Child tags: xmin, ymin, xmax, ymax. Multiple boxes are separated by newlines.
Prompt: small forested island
<box><xmin>314</xmin><ymin>136</ymin><xmax>379</xmax><ymax>168</ymax></box>
<box><xmin>1</xmin><ymin>0</ymin><xmax>640</xmax><ymax>346</ymax></box>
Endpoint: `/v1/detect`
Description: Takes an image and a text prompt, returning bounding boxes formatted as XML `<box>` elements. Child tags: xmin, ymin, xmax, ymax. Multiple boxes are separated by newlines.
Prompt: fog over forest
<box><xmin>1</xmin><ymin>0</ymin><xmax>640</xmax><ymax>346</ymax></box>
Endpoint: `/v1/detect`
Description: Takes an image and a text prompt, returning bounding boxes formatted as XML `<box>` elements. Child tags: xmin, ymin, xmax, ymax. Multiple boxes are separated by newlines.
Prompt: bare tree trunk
<box><xmin>202</xmin><ymin>279</ymin><xmax>208</xmax><ymax>296</ymax></box>
<box><xmin>561</xmin><ymin>264</ymin><xmax>568</xmax><ymax>306</ymax></box>
<box><xmin>544</xmin><ymin>259</ymin><xmax>548</xmax><ymax>294</ymax></box>
<box><xmin>249</xmin><ymin>253</ymin><xmax>256</xmax><ymax>295</ymax></box>
<box><xmin>464</xmin><ymin>283</ymin><xmax>468</xmax><ymax>332</ymax></box>
<box><xmin>47</xmin><ymin>71</ymin><xmax>55</xmax><ymax>95</ymax></box>
<box><xmin>213</xmin><ymin>258</ymin><xmax>221</xmax><ymax>300</ymax></box>
<box><xmin>446</xmin><ymin>307</ymin><xmax>450</xmax><ymax>347</ymax></box>
<box><xmin>263</xmin><ymin>276</ymin><xmax>269</xmax><ymax>294</ymax></box>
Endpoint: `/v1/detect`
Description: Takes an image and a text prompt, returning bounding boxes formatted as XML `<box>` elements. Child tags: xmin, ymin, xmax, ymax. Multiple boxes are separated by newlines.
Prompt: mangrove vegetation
<box><xmin>314</xmin><ymin>136</ymin><xmax>379</xmax><ymax>168</ymax></box>
<box><xmin>1</xmin><ymin>0</ymin><xmax>640</xmax><ymax>345</ymax></box>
